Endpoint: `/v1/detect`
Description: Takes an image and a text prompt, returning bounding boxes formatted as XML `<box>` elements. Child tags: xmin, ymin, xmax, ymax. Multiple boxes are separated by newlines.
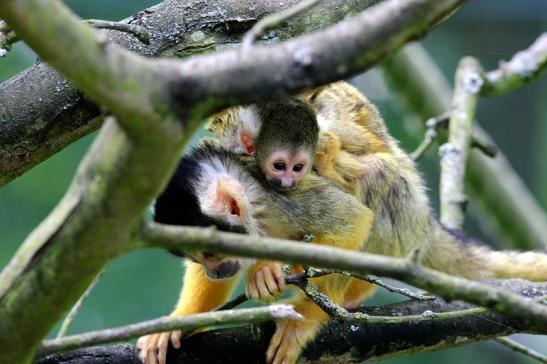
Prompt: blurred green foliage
<box><xmin>0</xmin><ymin>1</ymin><xmax>545</xmax><ymax>363</ymax></box>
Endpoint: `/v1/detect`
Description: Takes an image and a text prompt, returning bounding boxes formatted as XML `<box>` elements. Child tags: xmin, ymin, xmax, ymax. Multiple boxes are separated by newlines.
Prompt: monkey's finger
<box><xmin>146</xmin><ymin>344</ymin><xmax>158</xmax><ymax>364</ymax></box>
<box><xmin>246</xmin><ymin>278</ymin><xmax>259</xmax><ymax>300</ymax></box>
<box><xmin>263</xmin><ymin>267</ymin><xmax>281</xmax><ymax>295</ymax></box>
<box><xmin>136</xmin><ymin>336</ymin><xmax>147</xmax><ymax>363</ymax></box>
<box><xmin>256</xmin><ymin>270</ymin><xmax>271</xmax><ymax>299</ymax></box>
<box><xmin>266</xmin><ymin>325</ymin><xmax>283</xmax><ymax>363</ymax></box>
<box><xmin>157</xmin><ymin>332</ymin><xmax>170</xmax><ymax>364</ymax></box>
<box><xmin>271</xmin><ymin>265</ymin><xmax>286</xmax><ymax>290</ymax></box>
<box><xmin>141</xmin><ymin>334</ymin><xmax>160</xmax><ymax>364</ymax></box>
<box><xmin>170</xmin><ymin>330</ymin><xmax>182</xmax><ymax>349</ymax></box>
<box><xmin>136</xmin><ymin>335</ymin><xmax>146</xmax><ymax>350</ymax></box>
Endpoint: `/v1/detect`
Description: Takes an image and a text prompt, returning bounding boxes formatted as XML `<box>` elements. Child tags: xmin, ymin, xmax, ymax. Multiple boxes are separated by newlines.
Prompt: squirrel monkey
<box><xmin>140</xmin><ymin>82</ymin><xmax>547</xmax><ymax>364</ymax></box>
<box><xmin>208</xmin><ymin>99</ymin><xmax>319</xmax><ymax>191</ymax></box>
<box><xmin>138</xmin><ymin>141</ymin><xmax>374</xmax><ymax>364</ymax></box>
<box><xmin>208</xmin><ymin>85</ymin><xmax>380</xmax><ymax>197</ymax></box>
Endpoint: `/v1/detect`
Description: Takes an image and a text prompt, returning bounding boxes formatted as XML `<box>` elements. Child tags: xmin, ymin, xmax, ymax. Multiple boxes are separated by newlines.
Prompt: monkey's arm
<box><xmin>138</xmin><ymin>262</ymin><xmax>238</xmax><ymax>364</ymax></box>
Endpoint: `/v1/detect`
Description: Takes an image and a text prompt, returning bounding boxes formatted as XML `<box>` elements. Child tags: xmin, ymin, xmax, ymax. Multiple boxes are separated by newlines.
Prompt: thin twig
<box><xmin>242</xmin><ymin>0</ymin><xmax>322</xmax><ymax>47</ymax></box>
<box><xmin>290</xmin><ymin>271</ymin><xmax>484</xmax><ymax>323</ymax></box>
<box><xmin>410</xmin><ymin>112</ymin><xmax>448</xmax><ymax>160</ymax></box>
<box><xmin>471</xmin><ymin>132</ymin><xmax>498</xmax><ymax>157</ymax></box>
<box><xmin>411</xmin><ymin>128</ymin><xmax>439</xmax><ymax>161</ymax></box>
<box><xmin>360</xmin><ymin>274</ymin><xmax>435</xmax><ymax>300</ymax></box>
<box><xmin>0</xmin><ymin>18</ymin><xmax>18</xmax><ymax>55</ymax></box>
<box><xmin>306</xmin><ymin>268</ymin><xmax>435</xmax><ymax>301</ymax></box>
<box><xmin>412</xmin><ymin>111</ymin><xmax>497</xmax><ymax>161</ymax></box>
<box><xmin>86</xmin><ymin>19</ymin><xmax>150</xmax><ymax>44</ymax></box>
<box><xmin>56</xmin><ymin>269</ymin><xmax>105</xmax><ymax>338</ymax></box>
<box><xmin>215</xmin><ymin>272</ymin><xmax>488</xmax><ymax>325</ymax></box>
<box><xmin>482</xmin><ymin>33</ymin><xmax>547</xmax><ymax>96</ymax></box>
<box><xmin>39</xmin><ymin>305</ymin><xmax>302</xmax><ymax>356</ymax></box>
<box><xmin>0</xmin><ymin>17</ymin><xmax>150</xmax><ymax>56</ymax></box>
<box><xmin>494</xmin><ymin>337</ymin><xmax>547</xmax><ymax>364</ymax></box>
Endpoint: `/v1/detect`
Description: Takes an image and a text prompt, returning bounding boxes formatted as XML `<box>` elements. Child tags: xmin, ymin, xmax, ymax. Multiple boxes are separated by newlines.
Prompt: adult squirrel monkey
<box><xmin>138</xmin><ymin>141</ymin><xmax>374</xmax><ymax>364</ymax></box>
<box><xmin>139</xmin><ymin>82</ymin><xmax>547</xmax><ymax>364</ymax></box>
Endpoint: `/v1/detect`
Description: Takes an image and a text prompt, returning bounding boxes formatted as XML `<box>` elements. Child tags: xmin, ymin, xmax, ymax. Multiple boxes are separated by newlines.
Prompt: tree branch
<box><xmin>242</xmin><ymin>0</ymin><xmax>322</xmax><ymax>48</ymax></box>
<box><xmin>140</xmin><ymin>222</ymin><xmax>547</xmax><ymax>329</ymax></box>
<box><xmin>38</xmin><ymin>305</ymin><xmax>301</xmax><ymax>356</ymax></box>
<box><xmin>494</xmin><ymin>337</ymin><xmax>547</xmax><ymax>364</ymax></box>
<box><xmin>382</xmin><ymin>43</ymin><xmax>547</xmax><ymax>250</ymax></box>
<box><xmin>36</xmin><ymin>280</ymin><xmax>547</xmax><ymax>364</ymax></box>
<box><xmin>439</xmin><ymin>57</ymin><xmax>482</xmax><ymax>228</ymax></box>
<box><xmin>481</xmin><ymin>33</ymin><xmax>547</xmax><ymax>96</ymax></box>
<box><xmin>0</xmin><ymin>0</ymin><xmax>381</xmax><ymax>187</ymax></box>
<box><xmin>162</xmin><ymin>0</ymin><xmax>466</xmax><ymax>117</ymax></box>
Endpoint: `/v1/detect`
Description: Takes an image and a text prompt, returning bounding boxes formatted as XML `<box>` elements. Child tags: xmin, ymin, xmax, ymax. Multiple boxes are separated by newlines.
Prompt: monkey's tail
<box><xmin>423</xmin><ymin>225</ymin><xmax>547</xmax><ymax>281</ymax></box>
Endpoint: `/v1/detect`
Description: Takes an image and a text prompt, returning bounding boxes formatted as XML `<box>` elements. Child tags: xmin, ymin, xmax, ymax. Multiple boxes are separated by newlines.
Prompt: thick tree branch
<box><xmin>0</xmin><ymin>0</ymin><xmax>381</xmax><ymax>187</ymax></box>
<box><xmin>162</xmin><ymin>0</ymin><xmax>466</xmax><ymax>119</ymax></box>
<box><xmin>0</xmin><ymin>0</ymin><xmax>168</xmax><ymax>137</ymax></box>
<box><xmin>382</xmin><ymin>44</ymin><xmax>547</xmax><ymax>250</ymax></box>
<box><xmin>140</xmin><ymin>222</ymin><xmax>547</xmax><ymax>329</ymax></box>
<box><xmin>36</xmin><ymin>280</ymin><xmax>547</xmax><ymax>364</ymax></box>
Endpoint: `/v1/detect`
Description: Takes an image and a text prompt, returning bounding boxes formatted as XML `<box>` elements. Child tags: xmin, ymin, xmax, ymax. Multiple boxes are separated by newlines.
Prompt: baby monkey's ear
<box><xmin>240</xmin><ymin>130</ymin><xmax>256</xmax><ymax>155</ymax></box>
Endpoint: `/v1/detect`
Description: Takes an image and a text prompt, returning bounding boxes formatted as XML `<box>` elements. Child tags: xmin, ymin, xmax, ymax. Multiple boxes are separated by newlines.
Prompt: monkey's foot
<box><xmin>246</xmin><ymin>262</ymin><xmax>285</xmax><ymax>301</ymax></box>
<box><xmin>266</xmin><ymin>319</ymin><xmax>307</xmax><ymax>364</ymax></box>
<box><xmin>137</xmin><ymin>330</ymin><xmax>181</xmax><ymax>364</ymax></box>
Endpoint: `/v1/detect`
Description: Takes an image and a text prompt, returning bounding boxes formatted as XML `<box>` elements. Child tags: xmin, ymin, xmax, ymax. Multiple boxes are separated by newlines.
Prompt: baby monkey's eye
<box><xmin>293</xmin><ymin>164</ymin><xmax>304</xmax><ymax>172</ymax></box>
<box><xmin>273</xmin><ymin>162</ymin><xmax>286</xmax><ymax>171</ymax></box>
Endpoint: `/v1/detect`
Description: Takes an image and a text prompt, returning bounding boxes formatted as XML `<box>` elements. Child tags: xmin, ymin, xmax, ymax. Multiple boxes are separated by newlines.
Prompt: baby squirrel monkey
<box><xmin>208</xmin><ymin>84</ymin><xmax>381</xmax><ymax>197</ymax></box>
<box><xmin>137</xmin><ymin>141</ymin><xmax>374</xmax><ymax>364</ymax></box>
<box><xmin>209</xmin><ymin>99</ymin><xmax>319</xmax><ymax>191</ymax></box>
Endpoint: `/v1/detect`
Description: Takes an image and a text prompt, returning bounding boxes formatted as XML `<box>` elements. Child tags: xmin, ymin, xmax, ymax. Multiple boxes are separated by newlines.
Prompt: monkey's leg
<box><xmin>357</xmin><ymin>152</ymin><xmax>399</xmax><ymax>199</ymax></box>
<box><xmin>267</xmin><ymin>274</ymin><xmax>352</xmax><ymax>364</ymax></box>
<box><xmin>343</xmin><ymin>278</ymin><xmax>376</xmax><ymax>310</ymax></box>
<box><xmin>266</xmin><ymin>222</ymin><xmax>368</xmax><ymax>364</ymax></box>
<box><xmin>138</xmin><ymin>261</ymin><xmax>238</xmax><ymax>364</ymax></box>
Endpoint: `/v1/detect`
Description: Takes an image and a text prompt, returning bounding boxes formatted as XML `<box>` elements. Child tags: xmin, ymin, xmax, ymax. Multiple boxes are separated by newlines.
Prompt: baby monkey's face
<box><xmin>262</xmin><ymin>147</ymin><xmax>312</xmax><ymax>191</ymax></box>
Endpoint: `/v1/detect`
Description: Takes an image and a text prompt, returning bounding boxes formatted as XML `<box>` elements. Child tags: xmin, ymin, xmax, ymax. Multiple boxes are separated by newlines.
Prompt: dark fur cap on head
<box><xmin>154</xmin><ymin>144</ymin><xmax>247</xmax><ymax>234</ymax></box>
<box><xmin>255</xmin><ymin>99</ymin><xmax>319</xmax><ymax>154</ymax></box>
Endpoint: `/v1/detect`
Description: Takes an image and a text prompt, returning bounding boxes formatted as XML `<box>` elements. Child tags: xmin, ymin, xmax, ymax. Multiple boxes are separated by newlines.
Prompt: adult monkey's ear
<box><xmin>201</xmin><ymin>175</ymin><xmax>249</xmax><ymax>224</ymax></box>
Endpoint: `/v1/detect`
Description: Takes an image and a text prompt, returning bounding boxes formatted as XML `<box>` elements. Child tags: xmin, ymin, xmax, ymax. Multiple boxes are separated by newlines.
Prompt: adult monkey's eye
<box><xmin>273</xmin><ymin>162</ymin><xmax>286</xmax><ymax>171</ymax></box>
<box><xmin>293</xmin><ymin>164</ymin><xmax>304</xmax><ymax>172</ymax></box>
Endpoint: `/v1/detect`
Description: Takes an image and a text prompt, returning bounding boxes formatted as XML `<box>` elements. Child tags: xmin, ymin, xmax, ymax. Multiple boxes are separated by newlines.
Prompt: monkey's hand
<box><xmin>314</xmin><ymin>131</ymin><xmax>340</xmax><ymax>176</ymax></box>
<box><xmin>246</xmin><ymin>261</ymin><xmax>285</xmax><ymax>301</ymax></box>
<box><xmin>137</xmin><ymin>329</ymin><xmax>182</xmax><ymax>364</ymax></box>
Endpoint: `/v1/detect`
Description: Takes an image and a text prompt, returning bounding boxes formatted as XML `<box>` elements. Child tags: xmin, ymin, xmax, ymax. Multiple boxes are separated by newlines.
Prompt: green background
<box><xmin>0</xmin><ymin>1</ymin><xmax>546</xmax><ymax>363</ymax></box>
